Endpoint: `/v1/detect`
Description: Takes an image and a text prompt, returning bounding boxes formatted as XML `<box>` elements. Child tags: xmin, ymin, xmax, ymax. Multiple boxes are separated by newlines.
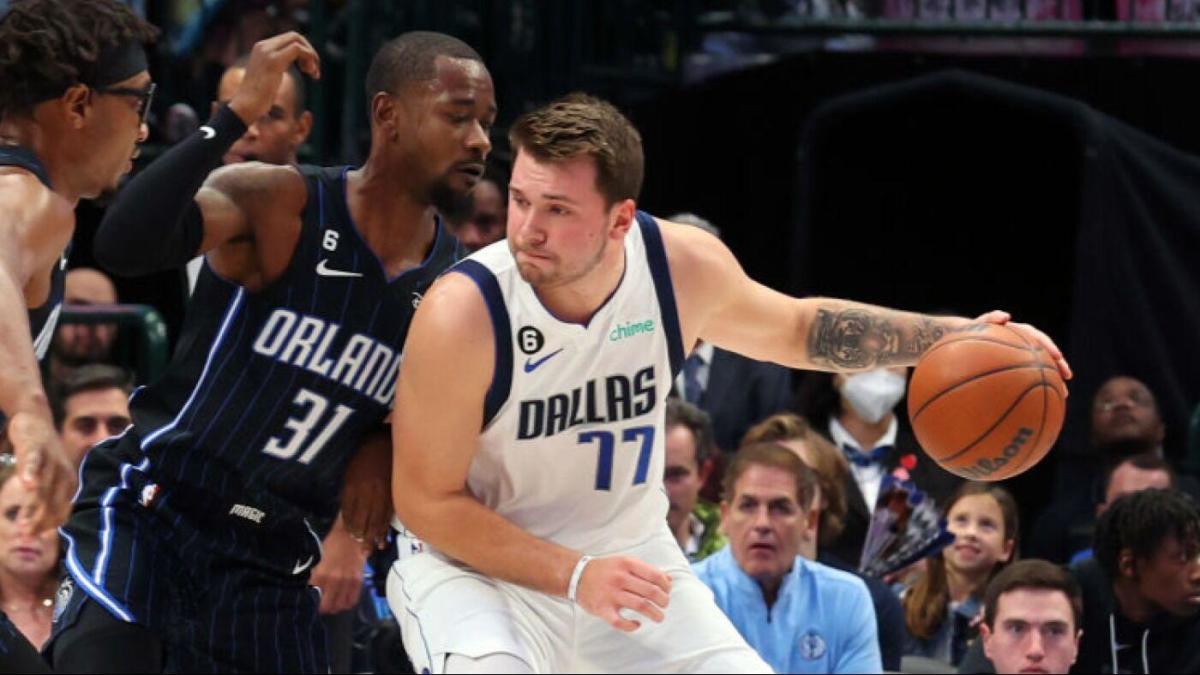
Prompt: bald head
<box><xmin>54</xmin><ymin>267</ymin><xmax>119</xmax><ymax>366</ymax></box>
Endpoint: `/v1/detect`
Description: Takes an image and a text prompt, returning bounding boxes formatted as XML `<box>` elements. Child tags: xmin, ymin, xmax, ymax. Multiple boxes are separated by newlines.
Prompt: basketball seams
<box><xmin>1005</xmin><ymin>382</ymin><xmax>1048</xmax><ymax>478</ymax></box>
<box><xmin>931</xmin><ymin>380</ymin><xmax>1047</xmax><ymax>463</ymax></box>
<box><xmin>910</xmin><ymin>362</ymin><xmax>1056</xmax><ymax>421</ymax></box>
<box><xmin>919</xmin><ymin>335</ymin><xmax>1034</xmax><ymax>363</ymax></box>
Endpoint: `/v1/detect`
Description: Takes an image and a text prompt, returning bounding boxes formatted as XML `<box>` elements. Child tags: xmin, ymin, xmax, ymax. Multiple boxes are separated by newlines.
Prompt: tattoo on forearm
<box><xmin>807</xmin><ymin>308</ymin><xmax>950</xmax><ymax>370</ymax></box>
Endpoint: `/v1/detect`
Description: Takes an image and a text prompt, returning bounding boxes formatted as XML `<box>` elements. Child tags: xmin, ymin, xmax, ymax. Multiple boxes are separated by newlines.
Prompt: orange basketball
<box><xmin>907</xmin><ymin>323</ymin><xmax>1066</xmax><ymax>481</ymax></box>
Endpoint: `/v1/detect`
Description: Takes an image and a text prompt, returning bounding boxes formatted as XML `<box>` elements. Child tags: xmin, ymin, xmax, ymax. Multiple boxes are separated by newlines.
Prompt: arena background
<box><xmin>55</xmin><ymin>0</ymin><xmax>1200</xmax><ymax>527</ymax></box>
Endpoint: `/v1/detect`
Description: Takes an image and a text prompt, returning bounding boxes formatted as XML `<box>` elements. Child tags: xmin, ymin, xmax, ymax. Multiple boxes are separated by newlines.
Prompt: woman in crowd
<box><xmin>0</xmin><ymin>454</ymin><xmax>61</xmax><ymax>650</ymax></box>
<box><xmin>900</xmin><ymin>481</ymin><xmax>1018</xmax><ymax>666</ymax></box>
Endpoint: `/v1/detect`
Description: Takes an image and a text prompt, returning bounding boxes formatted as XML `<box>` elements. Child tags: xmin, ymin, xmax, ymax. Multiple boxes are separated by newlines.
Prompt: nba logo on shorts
<box><xmin>798</xmin><ymin>630</ymin><xmax>826</xmax><ymax>660</ymax></box>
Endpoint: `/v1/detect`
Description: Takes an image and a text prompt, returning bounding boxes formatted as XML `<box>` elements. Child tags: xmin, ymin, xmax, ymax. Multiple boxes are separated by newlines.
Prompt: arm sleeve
<box><xmin>94</xmin><ymin>105</ymin><xmax>247</xmax><ymax>277</ymax></box>
<box><xmin>835</xmin><ymin>582</ymin><xmax>884</xmax><ymax>674</ymax></box>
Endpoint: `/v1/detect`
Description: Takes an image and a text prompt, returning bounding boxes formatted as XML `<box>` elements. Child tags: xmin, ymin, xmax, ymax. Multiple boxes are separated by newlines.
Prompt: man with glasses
<box><xmin>0</xmin><ymin>2</ymin><xmax>155</xmax><ymax>671</ymax></box>
<box><xmin>52</xmin><ymin>365</ymin><xmax>132</xmax><ymax>470</ymax></box>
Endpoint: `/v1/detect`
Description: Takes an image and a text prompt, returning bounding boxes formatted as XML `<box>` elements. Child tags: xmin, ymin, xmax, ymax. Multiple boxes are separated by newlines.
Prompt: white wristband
<box><xmin>567</xmin><ymin>555</ymin><xmax>593</xmax><ymax>604</ymax></box>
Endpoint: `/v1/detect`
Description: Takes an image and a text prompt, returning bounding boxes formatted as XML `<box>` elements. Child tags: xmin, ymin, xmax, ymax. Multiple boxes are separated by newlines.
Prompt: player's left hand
<box><xmin>311</xmin><ymin>522</ymin><xmax>367</xmax><ymax>615</ymax></box>
<box><xmin>973</xmin><ymin>310</ymin><xmax>1073</xmax><ymax>383</ymax></box>
<box><xmin>341</xmin><ymin>429</ymin><xmax>392</xmax><ymax>549</ymax></box>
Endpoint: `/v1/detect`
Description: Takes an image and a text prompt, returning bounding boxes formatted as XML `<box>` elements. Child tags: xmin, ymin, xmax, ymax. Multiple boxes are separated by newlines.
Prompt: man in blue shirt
<box><xmin>694</xmin><ymin>442</ymin><xmax>882</xmax><ymax>674</ymax></box>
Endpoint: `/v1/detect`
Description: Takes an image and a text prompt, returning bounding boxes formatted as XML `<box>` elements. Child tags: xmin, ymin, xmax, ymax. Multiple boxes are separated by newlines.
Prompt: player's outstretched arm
<box><xmin>663</xmin><ymin>219</ymin><xmax>1071</xmax><ymax>380</ymax></box>
<box><xmin>94</xmin><ymin>32</ymin><xmax>319</xmax><ymax>280</ymax></box>
<box><xmin>0</xmin><ymin>174</ymin><xmax>77</xmax><ymax>531</ymax></box>
<box><xmin>392</xmin><ymin>273</ymin><xmax>670</xmax><ymax>632</ymax></box>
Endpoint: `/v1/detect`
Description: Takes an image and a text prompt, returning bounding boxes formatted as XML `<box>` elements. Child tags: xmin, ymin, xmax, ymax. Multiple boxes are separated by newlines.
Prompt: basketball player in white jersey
<box><xmin>386</xmin><ymin>93</ymin><xmax>1072</xmax><ymax>673</ymax></box>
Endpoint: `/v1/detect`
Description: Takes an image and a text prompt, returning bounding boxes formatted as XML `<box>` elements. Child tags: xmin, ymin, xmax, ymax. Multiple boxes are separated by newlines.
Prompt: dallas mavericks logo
<box><xmin>798</xmin><ymin>630</ymin><xmax>827</xmax><ymax>660</ymax></box>
<box><xmin>53</xmin><ymin>576</ymin><xmax>74</xmax><ymax>623</ymax></box>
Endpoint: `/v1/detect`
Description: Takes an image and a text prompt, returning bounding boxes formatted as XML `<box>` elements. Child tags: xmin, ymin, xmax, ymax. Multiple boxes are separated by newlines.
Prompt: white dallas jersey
<box><xmin>454</xmin><ymin>212</ymin><xmax>684</xmax><ymax>554</ymax></box>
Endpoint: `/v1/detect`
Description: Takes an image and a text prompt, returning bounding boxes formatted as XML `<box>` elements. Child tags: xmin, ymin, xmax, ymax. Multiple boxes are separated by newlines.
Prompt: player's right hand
<box><xmin>574</xmin><ymin>555</ymin><xmax>672</xmax><ymax>632</ymax></box>
<box><xmin>5</xmin><ymin>411</ymin><xmax>76</xmax><ymax>532</ymax></box>
<box><xmin>229</xmin><ymin>31</ymin><xmax>321</xmax><ymax>127</ymax></box>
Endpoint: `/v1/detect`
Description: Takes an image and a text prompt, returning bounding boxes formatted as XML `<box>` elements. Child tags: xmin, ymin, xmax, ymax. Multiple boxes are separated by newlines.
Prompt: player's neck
<box><xmin>345</xmin><ymin>164</ymin><xmax>436</xmax><ymax>276</ymax></box>
<box><xmin>838</xmin><ymin>408</ymin><xmax>893</xmax><ymax>451</ymax></box>
<box><xmin>533</xmin><ymin>244</ymin><xmax>627</xmax><ymax>326</ymax></box>
<box><xmin>0</xmin><ymin>119</ymin><xmax>82</xmax><ymax>204</ymax></box>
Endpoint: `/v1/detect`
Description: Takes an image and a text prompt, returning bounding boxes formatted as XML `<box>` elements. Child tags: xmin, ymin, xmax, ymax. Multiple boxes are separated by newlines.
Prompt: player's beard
<box><xmin>430</xmin><ymin>177</ymin><xmax>473</xmax><ymax>226</ymax></box>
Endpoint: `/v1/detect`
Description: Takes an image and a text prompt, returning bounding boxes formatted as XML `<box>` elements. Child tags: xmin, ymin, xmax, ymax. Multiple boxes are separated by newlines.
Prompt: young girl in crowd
<box><xmin>901</xmin><ymin>481</ymin><xmax>1018</xmax><ymax>666</ymax></box>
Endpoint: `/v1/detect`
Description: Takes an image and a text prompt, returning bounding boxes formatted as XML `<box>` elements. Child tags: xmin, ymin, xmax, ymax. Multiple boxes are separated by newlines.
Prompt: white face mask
<box><xmin>839</xmin><ymin>369</ymin><xmax>907</xmax><ymax>424</ymax></box>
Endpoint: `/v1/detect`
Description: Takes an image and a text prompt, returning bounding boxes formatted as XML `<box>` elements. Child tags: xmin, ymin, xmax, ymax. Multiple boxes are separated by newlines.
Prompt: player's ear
<box><xmin>608</xmin><ymin>199</ymin><xmax>636</xmax><ymax>238</ymax></box>
<box><xmin>293</xmin><ymin>111</ymin><xmax>314</xmax><ymax>146</ymax></box>
<box><xmin>62</xmin><ymin>84</ymin><xmax>91</xmax><ymax>129</ymax></box>
<box><xmin>371</xmin><ymin>92</ymin><xmax>401</xmax><ymax>141</ymax></box>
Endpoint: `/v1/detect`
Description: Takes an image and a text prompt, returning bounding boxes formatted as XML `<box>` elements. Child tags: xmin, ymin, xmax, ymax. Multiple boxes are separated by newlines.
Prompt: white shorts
<box><xmin>387</xmin><ymin>532</ymin><xmax>772</xmax><ymax>674</ymax></box>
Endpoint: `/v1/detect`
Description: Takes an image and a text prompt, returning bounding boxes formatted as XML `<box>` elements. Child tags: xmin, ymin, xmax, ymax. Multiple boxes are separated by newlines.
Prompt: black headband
<box><xmin>90</xmin><ymin>39</ymin><xmax>149</xmax><ymax>88</ymax></box>
<box><xmin>27</xmin><ymin>39</ymin><xmax>148</xmax><ymax>103</ymax></box>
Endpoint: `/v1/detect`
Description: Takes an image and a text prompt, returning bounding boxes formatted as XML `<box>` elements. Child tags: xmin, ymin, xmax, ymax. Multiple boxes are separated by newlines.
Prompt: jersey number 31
<box><xmin>263</xmin><ymin>388</ymin><xmax>354</xmax><ymax>464</ymax></box>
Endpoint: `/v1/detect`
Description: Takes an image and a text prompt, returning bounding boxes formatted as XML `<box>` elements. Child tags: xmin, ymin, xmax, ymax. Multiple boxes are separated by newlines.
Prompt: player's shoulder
<box><xmin>0</xmin><ymin>167</ymin><xmax>73</xmax><ymax>239</ymax></box>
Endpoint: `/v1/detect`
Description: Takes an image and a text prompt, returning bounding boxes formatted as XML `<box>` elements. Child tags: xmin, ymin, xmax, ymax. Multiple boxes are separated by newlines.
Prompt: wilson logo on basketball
<box><xmin>960</xmin><ymin>427</ymin><xmax>1033</xmax><ymax>480</ymax></box>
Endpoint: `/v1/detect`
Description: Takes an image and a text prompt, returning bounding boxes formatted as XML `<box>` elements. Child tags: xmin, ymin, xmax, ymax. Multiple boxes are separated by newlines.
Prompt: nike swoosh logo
<box><xmin>199</xmin><ymin>126</ymin><xmax>216</xmax><ymax>139</ymax></box>
<box><xmin>316</xmin><ymin>259</ymin><xmax>363</xmax><ymax>278</ymax></box>
<box><xmin>523</xmin><ymin>348</ymin><xmax>563</xmax><ymax>373</ymax></box>
<box><xmin>292</xmin><ymin>555</ymin><xmax>314</xmax><ymax>575</ymax></box>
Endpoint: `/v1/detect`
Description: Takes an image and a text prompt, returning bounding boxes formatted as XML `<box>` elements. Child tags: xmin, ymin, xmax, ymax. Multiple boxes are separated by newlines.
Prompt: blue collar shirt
<box><xmin>693</xmin><ymin>546</ymin><xmax>883</xmax><ymax>674</ymax></box>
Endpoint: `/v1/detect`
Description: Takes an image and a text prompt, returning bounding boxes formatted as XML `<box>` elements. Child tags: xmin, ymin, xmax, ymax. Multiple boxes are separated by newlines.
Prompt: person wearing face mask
<box><xmin>901</xmin><ymin>482</ymin><xmax>1019</xmax><ymax>667</ymax></box>
<box><xmin>796</xmin><ymin>369</ymin><xmax>962</xmax><ymax>567</ymax></box>
<box><xmin>694</xmin><ymin>442</ymin><xmax>883</xmax><ymax>674</ymax></box>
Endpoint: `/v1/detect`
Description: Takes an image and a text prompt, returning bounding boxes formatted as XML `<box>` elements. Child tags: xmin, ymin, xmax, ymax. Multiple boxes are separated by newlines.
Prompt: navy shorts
<box><xmin>48</xmin><ymin>430</ymin><xmax>329</xmax><ymax>673</ymax></box>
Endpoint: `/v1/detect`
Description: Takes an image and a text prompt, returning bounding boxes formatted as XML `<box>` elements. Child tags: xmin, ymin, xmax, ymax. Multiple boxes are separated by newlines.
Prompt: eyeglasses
<box><xmin>95</xmin><ymin>82</ymin><xmax>156</xmax><ymax>126</ymax></box>
<box><xmin>69</xmin><ymin>415</ymin><xmax>131</xmax><ymax>437</ymax></box>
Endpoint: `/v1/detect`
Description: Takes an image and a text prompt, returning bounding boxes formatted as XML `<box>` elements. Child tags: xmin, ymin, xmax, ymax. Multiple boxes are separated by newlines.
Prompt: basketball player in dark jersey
<box><xmin>0</xmin><ymin>2</ymin><xmax>157</xmax><ymax>671</ymax></box>
<box><xmin>47</xmin><ymin>31</ymin><xmax>496</xmax><ymax>672</ymax></box>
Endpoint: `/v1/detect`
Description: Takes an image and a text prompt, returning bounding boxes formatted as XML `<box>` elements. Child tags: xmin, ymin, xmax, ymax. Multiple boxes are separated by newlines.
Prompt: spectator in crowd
<box><xmin>51</xmin><ymin>364</ymin><xmax>132</xmax><ymax>469</ymax></box>
<box><xmin>185</xmin><ymin>54</ymin><xmax>314</xmax><ymax>292</ymax></box>
<box><xmin>1030</xmin><ymin>374</ymin><xmax>1172</xmax><ymax>563</ymax></box>
<box><xmin>1074</xmin><ymin>488</ymin><xmax>1200</xmax><ymax>673</ymax></box>
<box><xmin>795</xmin><ymin>369</ymin><xmax>960</xmax><ymax>566</ymax></box>
<box><xmin>694</xmin><ymin>442</ymin><xmax>883</xmax><ymax>673</ymax></box>
<box><xmin>48</xmin><ymin>267</ymin><xmax>120</xmax><ymax>385</ymax></box>
<box><xmin>902</xmin><ymin>482</ymin><xmax>1018</xmax><ymax>667</ymax></box>
<box><xmin>1069</xmin><ymin>452</ymin><xmax>1174</xmax><ymax>564</ymax></box>
<box><xmin>670</xmin><ymin>214</ymin><xmax>795</xmax><ymax>456</ymax></box>
<box><xmin>664</xmin><ymin>398</ymin><xmax>725</xmax><ymax>562</ymax></box>
<box><xmin>742</xmin><ymin>412</ymin><xmax>906</xmax><ymax>671</ymax></box>
<box><xmin>977</xmin><ymin>560</ymin><xmax>1083</xmax><ymax>675</ymax></box>
<box><xmin>0</xmin><ymin>456</ymin><xmax>60</xmax><ymax>651</ymax></box>
<box><xmin>959</xmin><ymin>488</ymin><xmax>1200</xmax><ymax>674</ymax></box>
<box><xmin>445</xmin><ymin>164</ymin><xmax>507</xmax><ymax>253</ymax></box>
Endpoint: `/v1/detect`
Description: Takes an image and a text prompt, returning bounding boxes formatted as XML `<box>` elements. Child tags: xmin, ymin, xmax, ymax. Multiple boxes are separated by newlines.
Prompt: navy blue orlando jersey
<box><xmin>125</xmin><ymin>164</ymin><xmax>458</xmax><ymax>531</ymax></box>
<box><xmin>0</xmin><ymin>146</ymin><xmax>66</xmax><ymax>363</ymax></box>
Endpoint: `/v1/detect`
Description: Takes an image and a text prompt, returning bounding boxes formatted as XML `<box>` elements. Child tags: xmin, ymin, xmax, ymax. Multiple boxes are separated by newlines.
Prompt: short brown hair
<box><xmin>508</xmin><ymin>92</ymin><xmax>644</xmax><ymax>207</ymax></box>
<box><xmin>666</xmin><ymin>398</ymin><xmax>715</xmax><ymax>466</ymax></box>
<box><xmin>742</xmin><ymin>413</ymin><xmax>849</xmax><ymax>545</ymax></box>
<box><xmin>983</xmin><ymin>559</ymin><xmax>1083</xmax><ymax>631</ymax></box>
<box><xmin>722</xmin><ymin>442</ymin><xmax>819</xmax><ymax>511</ymax></box>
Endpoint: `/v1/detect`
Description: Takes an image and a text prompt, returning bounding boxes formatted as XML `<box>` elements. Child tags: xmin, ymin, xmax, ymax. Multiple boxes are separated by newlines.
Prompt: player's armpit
<box><xmin>390</xmin><ymin>272</ymin><xmax>580</xmax><ymax>597</ymax></box>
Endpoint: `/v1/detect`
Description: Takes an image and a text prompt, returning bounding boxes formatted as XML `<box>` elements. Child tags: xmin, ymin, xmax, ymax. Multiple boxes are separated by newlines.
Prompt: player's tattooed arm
<box><xmin>805</xmin><ymin>303</ymin><xmax>974</xmax><ymax>370</ymax></box>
